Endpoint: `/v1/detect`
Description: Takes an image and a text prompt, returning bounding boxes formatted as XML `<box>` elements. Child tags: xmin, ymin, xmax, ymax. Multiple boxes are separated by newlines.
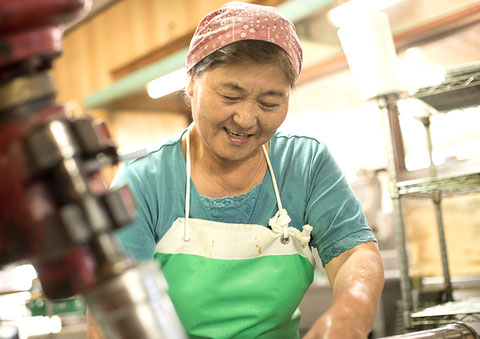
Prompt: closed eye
<box><xmin>259</xmin><ymin>102</ymin><xmax>280</xmax><ymax>110</ymax></box>
<box><xmin>222</xmin><ymin>95</ymin><xmax>240</xmax><ymax>101</ymax></box>
<box><xmin>261</xmin><ymin>102</ymin><xmax>278</xmax><ymax>107</ymax></box>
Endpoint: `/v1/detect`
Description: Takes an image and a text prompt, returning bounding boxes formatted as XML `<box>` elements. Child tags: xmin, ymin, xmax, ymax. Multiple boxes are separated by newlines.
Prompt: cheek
<box><xmin>197</xmin><ymin>98</ymin><xmax>228</xmax><ymax>123</ymax></box>
<box><xmin>261</xmin><ymin>111</ymin><xmax>288</xmax><ymax>131</ymax></box>
<box><xmin>191</xmin><ymin>92</ymin><xmax>208</xmax><ymax>121</ymax></box>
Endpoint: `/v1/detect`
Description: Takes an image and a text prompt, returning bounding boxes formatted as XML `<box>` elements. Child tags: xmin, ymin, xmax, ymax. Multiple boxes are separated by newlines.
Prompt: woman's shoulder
<box><xmin>127</xmin><ymin>130</ymin><xmax>184</xmax><ymax>166</ymax></box>
<box><xmin>271</xmin><ymin>130</ymin><xmax>328</xmax><ymax>157</ymax></box>
<box><xmin>146</xmin><ymin>130</ymin><xmax>185</xmax><ymax>158</ymax></box>
<box><xmin>114</xmin><ymin>129</ymin><xmax>186</xmax><ymax>184</ymax></box>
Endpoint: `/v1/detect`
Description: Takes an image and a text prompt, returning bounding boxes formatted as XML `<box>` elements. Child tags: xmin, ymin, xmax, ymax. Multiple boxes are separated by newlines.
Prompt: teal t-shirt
<box><xmin>112</xmin><ymin>129</ymin><xmax>376</xmax><ymax>266</ymax></box>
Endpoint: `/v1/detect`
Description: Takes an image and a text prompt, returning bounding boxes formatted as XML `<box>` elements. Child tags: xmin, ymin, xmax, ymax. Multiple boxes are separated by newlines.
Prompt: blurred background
<box><xmin>1</xmin><ymin>0</ymin><xmax>479</xmax><ymax>337</ymax></box>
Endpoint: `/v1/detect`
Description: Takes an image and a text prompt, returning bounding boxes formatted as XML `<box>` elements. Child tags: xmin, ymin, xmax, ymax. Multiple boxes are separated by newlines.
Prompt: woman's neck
<box><xmin>183</xmin><ymin>127</ymin><xmax>268</xmax><ymax>199</ymax></box>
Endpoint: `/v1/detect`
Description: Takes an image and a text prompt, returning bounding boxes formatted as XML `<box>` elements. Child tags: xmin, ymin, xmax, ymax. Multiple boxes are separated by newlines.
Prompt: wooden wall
<box><xmin>404</xmin><ymin>196</ymin><xmax>480</xmax><ymax>277</ymax></box>
<box><xmin>51</xmin><ymin>0</ymin><xmax>281</xmax><ymax>108</ymax></box>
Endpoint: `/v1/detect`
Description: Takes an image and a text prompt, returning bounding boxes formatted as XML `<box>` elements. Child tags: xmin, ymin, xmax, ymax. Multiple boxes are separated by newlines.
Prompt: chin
<box><xmin>221</xmin><ymin>149</ymin><xmax>259</xmax><ymax>162</ymax></box>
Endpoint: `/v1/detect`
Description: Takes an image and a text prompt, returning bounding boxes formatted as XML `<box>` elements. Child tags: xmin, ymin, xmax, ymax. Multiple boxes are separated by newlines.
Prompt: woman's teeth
<box><xmin>226</xmin><ymin>128</ymin><xmax>250</xmax><ymax>139</ymax></box>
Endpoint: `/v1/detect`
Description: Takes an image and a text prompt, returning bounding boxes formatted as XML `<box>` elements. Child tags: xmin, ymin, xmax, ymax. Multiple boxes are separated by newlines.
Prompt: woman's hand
<box><xmin>303</xmin><ymin>306</ymin><xmax>368</xmax><ymax>339</ymax></box>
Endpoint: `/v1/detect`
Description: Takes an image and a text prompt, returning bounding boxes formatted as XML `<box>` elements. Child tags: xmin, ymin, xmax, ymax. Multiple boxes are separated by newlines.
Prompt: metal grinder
<box><xmin>0</xmin><ymin>1</ymin><xmax>185</xmax><ymax>338</ymax></box>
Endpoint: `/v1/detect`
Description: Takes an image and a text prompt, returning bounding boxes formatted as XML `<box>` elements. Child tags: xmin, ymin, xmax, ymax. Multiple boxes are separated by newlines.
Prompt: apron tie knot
<box><xmin>296</xmin><ymin>225</ymin><xmax>313</xmax><ymax>246</ymax></box>
<box><xmin>283</xmin><ymin>225</ymin><xmax>313</xmax><ymax>246</ymax></box>
<box><xmin>268</xmin><ymin>208</ymin><xmax>291</xmax><ymax>235</ymax></box>
<box><xmin>269</xmin><ymin>210</ymin><xmax>313</xmax><ymax>246</ymax></box>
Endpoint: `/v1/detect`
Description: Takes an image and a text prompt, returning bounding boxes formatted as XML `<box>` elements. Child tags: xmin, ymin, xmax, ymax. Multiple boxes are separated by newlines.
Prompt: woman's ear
<box><xmin>186</xmin><ymin>73</ymin><xmax>195</xmax><ymax>97</ymax></box>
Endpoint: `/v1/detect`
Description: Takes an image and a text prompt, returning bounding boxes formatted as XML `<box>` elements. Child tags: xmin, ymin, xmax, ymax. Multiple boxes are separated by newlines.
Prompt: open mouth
<box><xmin>225</xmin><ymin>128</ymin><xmax>252</xmax><ymax>139</ymax></box>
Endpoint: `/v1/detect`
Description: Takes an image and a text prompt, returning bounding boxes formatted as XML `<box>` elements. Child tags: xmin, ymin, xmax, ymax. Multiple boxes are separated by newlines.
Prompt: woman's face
<box><xmin>188</xmin><ymin>62</ymin><xmax>291</xmax><ymax>163</ymax></box>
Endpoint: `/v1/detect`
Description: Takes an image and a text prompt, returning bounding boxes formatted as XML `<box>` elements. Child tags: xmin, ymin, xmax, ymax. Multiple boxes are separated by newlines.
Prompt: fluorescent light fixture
<box><xmin>329</xmin><ymin>0</ymin><xmax>402</xmax><ymax>27</ymax></box>
<box><xmin>146</xmin><ymin>68</ymin><xmax>187</xmax><ymax>99</ymax></box>
<box><xmin>12</xmin><ymin>264</ymin><xmax>37</xmax><ymax>291</ymax></box>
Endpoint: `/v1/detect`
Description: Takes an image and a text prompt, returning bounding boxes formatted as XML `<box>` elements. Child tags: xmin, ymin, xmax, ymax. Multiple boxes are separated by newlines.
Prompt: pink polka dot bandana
<box><xmin>186</xmin><ymin>1</ymin><xmax>303</xmax><ymax>76</ymax></box>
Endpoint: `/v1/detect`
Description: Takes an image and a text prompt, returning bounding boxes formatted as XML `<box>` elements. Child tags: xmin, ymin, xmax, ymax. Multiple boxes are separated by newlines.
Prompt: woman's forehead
<box><xmin>202</xmin><ymin>64</ymin><xmax>291</xmax><ymax>91</ymax></box>
<box><xmin>197</xmin><ymin>68</ymin><xmax>290</xmax><ymax>99</ymax></box>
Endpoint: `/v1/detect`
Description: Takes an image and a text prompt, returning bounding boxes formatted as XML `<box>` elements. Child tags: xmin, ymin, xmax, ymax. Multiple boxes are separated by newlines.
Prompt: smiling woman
<box><xmin>87</xmin><ymin>2</ymin><xmax>384</xmax><ymax>339</ymax></box>
<box><xmin>186</xmin><ymin>60</ymin><xmax>291</xmax><ymax>193</ymax></box>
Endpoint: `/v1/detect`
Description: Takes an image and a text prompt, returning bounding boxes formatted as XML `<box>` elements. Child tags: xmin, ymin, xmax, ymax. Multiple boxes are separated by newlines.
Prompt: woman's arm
<box><xmin>304</xmin><ymin>241</ymin><xmax>384</xmax><ymax>339</ymax></box>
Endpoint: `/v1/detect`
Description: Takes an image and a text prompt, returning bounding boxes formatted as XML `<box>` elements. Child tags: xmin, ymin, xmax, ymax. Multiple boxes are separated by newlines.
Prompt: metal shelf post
<box><xmin>420</xmin><ymin>116</ymin><xmax>454</xmax><ymax>301</ymax></box>
<box><xmin>377</xmin><ymin>94</ymin><xmax>413</xmax><ymax>328</ymax></box>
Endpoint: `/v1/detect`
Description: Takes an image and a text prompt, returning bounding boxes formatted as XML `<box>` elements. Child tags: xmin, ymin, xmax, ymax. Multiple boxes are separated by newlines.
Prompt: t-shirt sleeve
<box><xmin>305</xmin><ymin>143</ymin><xmax>376</xmax><ymax>267</ymax></box>
<box><xmin>111</xmin><ymin>162</ymin><xmax>157</xmax><ymax>261</ymax></box>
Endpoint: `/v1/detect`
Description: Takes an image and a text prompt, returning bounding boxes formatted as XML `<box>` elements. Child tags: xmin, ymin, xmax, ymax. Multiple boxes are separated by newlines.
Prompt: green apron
<box><xmin>155</xmin><ymin>128</ymin><xmax>315</xmax><ymax>338</ymax></box>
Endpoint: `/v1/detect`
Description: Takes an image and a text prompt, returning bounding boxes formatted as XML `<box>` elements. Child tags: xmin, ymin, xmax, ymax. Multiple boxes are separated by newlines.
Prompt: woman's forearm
<box><xmin>328</xmin><ymin>242</ymin><xmax>385</xmax><ymax>335</ymax></box>
<box><xmin>305</xmin><ymin>242</ymin><xmax>384</xmax><ymax>339</ymax></box>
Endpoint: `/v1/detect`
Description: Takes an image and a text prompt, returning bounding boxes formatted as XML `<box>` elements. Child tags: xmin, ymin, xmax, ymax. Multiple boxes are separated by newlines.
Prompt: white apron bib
<box><xmin>155</xmin><ymin>128</ymin><xmax>315</xmax><ymax>338</ymax></box>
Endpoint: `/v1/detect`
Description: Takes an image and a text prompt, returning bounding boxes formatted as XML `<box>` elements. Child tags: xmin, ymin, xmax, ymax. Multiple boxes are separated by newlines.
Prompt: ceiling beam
<box><xmin>299</xmin><ymin>2</ymin><xmax>480</xmax><ymax>86</ymax></box>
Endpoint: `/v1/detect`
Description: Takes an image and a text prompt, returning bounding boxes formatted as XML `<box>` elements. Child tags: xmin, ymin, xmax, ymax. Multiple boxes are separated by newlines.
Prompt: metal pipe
<box><xmin>432</xmin><ymin>192</ymin><xmax>454</xmax><ymax>301</ymax></box>
<box><xmin>419</xmin><ymin>116</ymin><xmax>453</xmax><ymax>301</ymax></box>
<box><xmin>377</xmin><ymin>95</ymin><xmax>413</xmax><ymax>327</ymax></box>
<box><xmin>84</xmin><ymin>262</ymin><xmax>187</xmax><ymax>339</ymax></box>
<box><xmin>420</xmin><ymin>117</ymin><xmax>436</xmax><ymax>178</ymax></box>
<box><xmin>380</xmin><ymin>322</ymin><xmax>479</xmax><ymax>338</ymax></box>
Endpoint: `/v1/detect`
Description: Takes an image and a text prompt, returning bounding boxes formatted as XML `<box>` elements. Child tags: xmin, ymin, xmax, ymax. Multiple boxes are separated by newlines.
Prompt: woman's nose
<box><xmin>232</xmin><ymin>101</ymin><xmax>258</xmax><ymax>129</ymax></box>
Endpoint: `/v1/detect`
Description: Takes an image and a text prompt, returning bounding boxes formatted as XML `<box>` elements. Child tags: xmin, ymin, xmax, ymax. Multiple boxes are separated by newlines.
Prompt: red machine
<box><xmin>0</xmin><ymin>1</ymin><xmax>185</xmax><ymax>337</ymax></box>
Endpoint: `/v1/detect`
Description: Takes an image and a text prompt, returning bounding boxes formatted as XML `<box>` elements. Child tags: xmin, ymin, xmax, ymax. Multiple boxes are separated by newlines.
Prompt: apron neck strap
<box><xmin>261</xmin><ymin>144</ymin><xmax>283</xmax><ymax>211</ymax></box>
<box><xmin>183</xmin><ymin>126</ymin><xmax>192</xmax><ymax>241</ymax></box>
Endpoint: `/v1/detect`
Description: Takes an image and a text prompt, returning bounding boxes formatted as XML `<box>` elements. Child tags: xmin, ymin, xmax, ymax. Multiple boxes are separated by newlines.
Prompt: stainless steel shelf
<box><xmin>411</xmin><ymin>72</ymin><xmax>480</xmax><ymax>112</ymax></box>
<box><xmin>396</xmin><ymin>172</ymin><xmax>480</xmax><ymax>199</ymax></box>
<box><xmin>381</xmin><ymin>65</ymin><xmax>480</xmax><ymax>331</ymax></box>
<box><xmin>411</xmin><ymin>298</ymin><xmax>480</xmax><ymax>326</ymax></box>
